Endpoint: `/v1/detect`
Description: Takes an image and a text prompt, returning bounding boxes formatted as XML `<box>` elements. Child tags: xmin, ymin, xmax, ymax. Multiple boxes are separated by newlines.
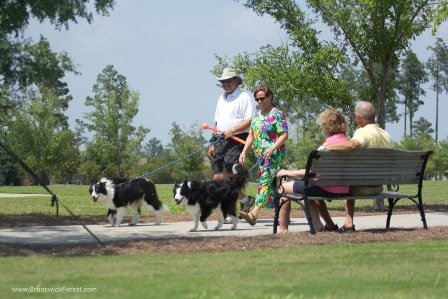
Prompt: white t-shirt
<box><xmin>214</xmin><ymin>86</ymin><xmax>255</xmax><ymax>133</ymax></box>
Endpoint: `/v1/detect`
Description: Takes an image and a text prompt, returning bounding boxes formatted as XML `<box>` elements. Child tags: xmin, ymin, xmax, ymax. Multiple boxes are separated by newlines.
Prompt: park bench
<box><xmin>272</xmin><ymin>148</ymin><xmax>433</xmax><ymax>234</ymax></box>
<box><xmin>66</xmin><ymin>174</ymin><xmax>86</xmax><ymax>185</ymax></box>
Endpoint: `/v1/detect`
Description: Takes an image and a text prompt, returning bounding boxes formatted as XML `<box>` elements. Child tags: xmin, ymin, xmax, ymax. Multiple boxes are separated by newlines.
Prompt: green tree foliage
<box><xmin>397</xmin><ymin>50</ymin><xmax>428</xmax><ymax>137</ymax></box>
<box><xmin>45</xmin><ymin>129</ymin><xmax>80</xmax><ymax>183</ymax></box>
<box><xmin>143</xmin><ymin>138</ymin><xmax>164</xmax><ymax>157</ymax></box>
<box><xmin>0</xmin><ymin>0</ymin><xmax>116</xmax><ymax>184</ymax></box>
<box><xmin>131</xmin><ymin>122</ymin><xmax>212</xmax><ymax>184</ymax></box>
<box><xmin>7</xmin><ymin>85</ymin><xmax>78</xmax><ymax>184</ymax></box>
<box><xmin>283</xmin><ymin>123</ymin><xmax>322</xmax><ymax>170</ymax></box>
<box><xmin>77</xmin><ymin>65</ymin><xmax>149</xmax><ymax>178</ymax></box>
<box><xmin>77</xmin><ymin>150</ymin><xmax>103</xmax><ymax>184</ymax></box>
<box><xmin>0</xmin><ymin>37</ymin><xmax>77</xmax><ymax>95</ymax></box>
<box><xmin>394</xmin><ymin>125</ymin><xmax>436</xmax><ymax>178</ymax></box>
<box><xmin>339</xmin><ymin>63</ymin><xmax>401</xmax><ymax>126</ymax></box>
<box><xmin>426</xmin><ymin>38</ymin><xmax>448</xmax><ymax>141</ymax></box>
<box><xmin>167</xmin><ymin>122</ymin><xmax>209</xmax><ymax>182</ymax></box>
<box><xmin>213</xmin><ymin>36</ymin><xmax>353</xmax><ymax>126</ymax></box>
<box><xmin>238</xmin><ymin>0</ymin><xmax>444</xmax><ymax>130</ymax></box>
<box><xmin>132</xmin><ymin>153</ymin><xmax>173</xmax><ymax>184</ymax></box>
<box><xmin>0</xmin><ymin>0</ymin><xmax>115</xmax><ymax>96</ymax></box>
<box><xmin>429</xmin><ymin>0</ymin><xmax>448</xmax><ymax>33</ymax></box>
<box><xmin>434</xmin><ymin>139</ymin><xmax>448</xmax><ymax>178</ymax></box>
<box><xmin>413</xmin><ymin>117</ymin><xmax>435</xmax><ymax>140</ymax></box>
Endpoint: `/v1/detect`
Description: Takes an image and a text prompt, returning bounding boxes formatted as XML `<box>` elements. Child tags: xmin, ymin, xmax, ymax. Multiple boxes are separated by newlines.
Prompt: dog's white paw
<box><xmin>189</xmin><ymin>228</ymin><xmax>197</xmax><ymax>232</ymax></box>
<box><xmin>214</xmin><ymin>225</ymin><xmax>221</xmax><ymax>231</ymax></box>
<box><xmin>201</xmin><ymin>221</ymin><xmax>208</xmax><ymax>229</ymax></box>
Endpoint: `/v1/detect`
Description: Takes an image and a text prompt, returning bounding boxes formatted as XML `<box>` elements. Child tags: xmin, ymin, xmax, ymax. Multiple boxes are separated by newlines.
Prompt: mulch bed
<box><xmin>1</xmin><ymin>226</ymin><xmax>447</xmax><ymax>257</ymax></box>
<box><xmin>1</xmin><ymin>204</ymin><xmax>447</xmax><ymax>257</ymax></box>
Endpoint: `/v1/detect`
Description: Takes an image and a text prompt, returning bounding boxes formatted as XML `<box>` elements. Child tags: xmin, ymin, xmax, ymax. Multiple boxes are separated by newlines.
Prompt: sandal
<box><xmin>323</xmin><ymin>224</ymin><xmax>339</xmax><ymax>232</ymax></box>
<box><xmin>339</xmin><ymin>225</ymin><xmax>356</xmax><ymax>232</ymax></box>
<box><xmin>239</xmin><ymin>211</ymin><xmax>257</xmax><ymax>226</ymax></box>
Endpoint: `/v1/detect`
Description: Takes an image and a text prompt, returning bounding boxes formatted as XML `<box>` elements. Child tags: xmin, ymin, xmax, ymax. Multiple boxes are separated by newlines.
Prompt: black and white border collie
<box><xmin>89</xmin><ymin>177</ymin><xmax>168</xmax><ymax>227</ymax></box>
<box><xmin>173</xmin><ymin>163</ymin><xmax>249</xmax><ymax>232</ymax></box>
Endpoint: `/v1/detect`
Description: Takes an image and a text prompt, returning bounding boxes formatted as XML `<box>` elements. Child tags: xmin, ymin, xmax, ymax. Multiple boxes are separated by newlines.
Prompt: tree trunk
<box><xmin>404</xmin><ymin>102</ymin><xmax>407</xmax><ymax>138</ymax></box>
<box><xmin>435</xmin><ymin>64</ymin><xmax>439</xmax><ymax>141</ymax></box>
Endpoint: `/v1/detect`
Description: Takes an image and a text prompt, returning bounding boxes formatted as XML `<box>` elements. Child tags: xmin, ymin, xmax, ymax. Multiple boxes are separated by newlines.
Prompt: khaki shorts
<box><xmin>349</xmin><ymin>185</ymin><xmax>383</xmax><ymax>196</ymax></box>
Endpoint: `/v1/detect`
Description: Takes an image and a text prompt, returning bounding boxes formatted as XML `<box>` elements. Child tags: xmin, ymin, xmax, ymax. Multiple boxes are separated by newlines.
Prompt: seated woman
<box><xmin>276</xmin><ymin>109</ymin><xmax>350</xmax><ymax>233</ymax></box>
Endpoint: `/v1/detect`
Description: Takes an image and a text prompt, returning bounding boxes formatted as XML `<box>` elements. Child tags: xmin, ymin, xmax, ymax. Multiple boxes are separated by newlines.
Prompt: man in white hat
<box><xmin>208</xmin><ymin>67</ymin><xmax>256</xmax><ymax>221</ymax></box>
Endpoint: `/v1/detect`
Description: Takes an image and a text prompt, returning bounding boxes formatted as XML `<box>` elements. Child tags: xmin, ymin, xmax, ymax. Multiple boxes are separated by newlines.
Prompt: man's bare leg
<box><xmin>344</xmin><ymin>199</ymin><xmax>355</xmax><ymax>228</ymax></box>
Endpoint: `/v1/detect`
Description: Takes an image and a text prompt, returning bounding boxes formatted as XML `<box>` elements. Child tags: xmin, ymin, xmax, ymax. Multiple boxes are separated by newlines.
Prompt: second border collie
<box><xmin>173</xmin><ymin>163</ymin><xmax>249</xmax><ymax>232</ymax></box>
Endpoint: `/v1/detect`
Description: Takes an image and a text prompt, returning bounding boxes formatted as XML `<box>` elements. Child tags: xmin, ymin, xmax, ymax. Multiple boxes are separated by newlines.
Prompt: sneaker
<box><xmin>240</xmin><ymin>196</ymin><xmax>255</xmax><ymax>213</ymax></box>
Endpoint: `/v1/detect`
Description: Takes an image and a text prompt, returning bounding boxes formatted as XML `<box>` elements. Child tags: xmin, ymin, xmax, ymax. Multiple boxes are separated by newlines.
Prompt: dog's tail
<box><xmin>230</xmin><ymin>163</ymin><xmax>249</xmax><ymax>190</ymax></box>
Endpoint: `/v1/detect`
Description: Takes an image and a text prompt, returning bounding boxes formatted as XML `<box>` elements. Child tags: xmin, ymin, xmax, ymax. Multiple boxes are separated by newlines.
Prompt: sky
<box><xmin>27</xmin><ymin>0</ymin><xmax>448</xmax><ymax>146</ymax></box>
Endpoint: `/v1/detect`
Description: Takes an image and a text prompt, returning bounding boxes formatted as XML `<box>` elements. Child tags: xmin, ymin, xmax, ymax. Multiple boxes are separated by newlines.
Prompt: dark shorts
<box><xmin>293</xmin><ymin>180</ymin><xmax>349</xmax><ymax>197</ymax></box>
<box><xmin>212</xmin><ymin>133</ymin><xmax>248</xmax><ymax>173</ymax></box>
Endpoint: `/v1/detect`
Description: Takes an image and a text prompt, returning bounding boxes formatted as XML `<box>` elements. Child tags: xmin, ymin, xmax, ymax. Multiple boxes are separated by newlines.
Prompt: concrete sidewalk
<box><xmin>0</xmin><ymin>212</ymin><xmax>447</xmax><ymax>245</ymax></box>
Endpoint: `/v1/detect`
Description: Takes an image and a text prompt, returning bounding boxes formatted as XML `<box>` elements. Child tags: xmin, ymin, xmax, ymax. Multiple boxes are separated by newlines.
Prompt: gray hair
<box><xmin>355</xmin><ymin>101</ymin><xmax>376</xmax><ymax>121</ymax></box>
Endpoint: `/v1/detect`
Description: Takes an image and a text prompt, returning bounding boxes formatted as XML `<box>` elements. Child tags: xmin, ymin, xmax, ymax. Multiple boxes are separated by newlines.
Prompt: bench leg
<box><xmin>386</xmin><ymin>197</ymin><xmax>396</xmax><ymax>229</ymax></box>
<box><xmin>417</xmin><ymin>196</ymin><xmax>428</xmax><ymax>230</ymax></box>
<box><xmin>273</xmin><ymin>196</ymin><xmax>283</xmax><ymax>234</ymax></box>
<box><xmin>273</xmin><ymin>212</ymin><xmax>279</xmax><ymax>234</ymax></box>
<box><xmin>303</xmin><ymin>199</ymin><xmax>315</xmax><ymax>234</ymax></box>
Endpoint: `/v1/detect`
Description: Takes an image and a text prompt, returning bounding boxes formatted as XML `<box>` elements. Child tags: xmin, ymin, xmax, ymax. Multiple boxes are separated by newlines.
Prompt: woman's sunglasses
<box><xmin>255</xmin><ymin>96</ymin><xmax>268</xmax><ymax>102</ymax></box>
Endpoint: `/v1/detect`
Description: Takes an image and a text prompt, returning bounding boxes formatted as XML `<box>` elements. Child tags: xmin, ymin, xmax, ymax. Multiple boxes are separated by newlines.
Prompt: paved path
<box><xmin>0</xmin><ymin>212</ymin><xmax>447</xmax><ymax>245</ymax></box>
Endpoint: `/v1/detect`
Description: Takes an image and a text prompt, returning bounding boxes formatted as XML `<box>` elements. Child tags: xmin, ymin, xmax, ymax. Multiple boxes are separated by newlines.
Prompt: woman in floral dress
<box><xmin>238</xmin><ymin>85</ymin><xmax>288</xmax><ymax>226</ymax></box>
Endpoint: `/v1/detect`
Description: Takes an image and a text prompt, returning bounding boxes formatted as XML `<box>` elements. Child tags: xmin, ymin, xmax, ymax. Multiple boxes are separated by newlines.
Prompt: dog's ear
<box><xmin>183</xmin><ymin>179</ymin><xmax>188</xmax><ymax>186</ymax></box>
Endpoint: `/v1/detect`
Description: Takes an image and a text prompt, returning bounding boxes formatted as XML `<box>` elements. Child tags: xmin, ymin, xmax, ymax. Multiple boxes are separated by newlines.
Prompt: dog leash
<box><xmin>117</xmin><ymin>134</ymin><xmax>261</xmax><ymax>187</ymax></box>
<box><xmin>0</xmin><ymin>139</ymin><xmax>105</xmax><ymax>246</ymax></box>
<box><xmin>248</xmin><ymin>156</ymin><xmax>264</xmax><ymax>173</ymax></box>
<box><xmin>116</xmin><ymin>136</ymin><xmax>226</xmax><ymax>187</ymax></box>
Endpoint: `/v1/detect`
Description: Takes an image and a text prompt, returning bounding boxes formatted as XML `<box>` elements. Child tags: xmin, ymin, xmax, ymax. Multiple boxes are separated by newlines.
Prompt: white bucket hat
<box><xmin>217</xmin><ymin>67</ymin><xmax>243</xmax><ymax>85</ymax></box>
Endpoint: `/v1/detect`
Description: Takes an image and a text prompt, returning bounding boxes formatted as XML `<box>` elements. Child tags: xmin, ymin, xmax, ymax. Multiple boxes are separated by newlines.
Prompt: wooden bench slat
<box><xmin>314</xmin><ymin>163</ymin><xmax>424</xmax><ymax>169</ymax></box>
<box><xmin>308</xmin><ymin>178</ymin><xmax>420</xmax><ymax>186</ymax></box>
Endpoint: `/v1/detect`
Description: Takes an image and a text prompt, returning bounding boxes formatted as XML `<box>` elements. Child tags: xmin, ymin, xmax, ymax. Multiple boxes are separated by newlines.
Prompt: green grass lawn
<box><xmin>1</xmin><ymin>240</ymin><xmax>447</xmax><ymax>299</ymax></box>
<box><xmin>0</xmin><ymin>181</ymin><xmax>447</xmax><ymax>299</ymax></box>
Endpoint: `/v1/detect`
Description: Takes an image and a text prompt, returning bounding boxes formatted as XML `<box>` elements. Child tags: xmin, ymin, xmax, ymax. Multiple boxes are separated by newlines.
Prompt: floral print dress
<box><xmin>250</xmin><ymin>107</ymin><xmax>288</xmax><ymax>208</ymax></box>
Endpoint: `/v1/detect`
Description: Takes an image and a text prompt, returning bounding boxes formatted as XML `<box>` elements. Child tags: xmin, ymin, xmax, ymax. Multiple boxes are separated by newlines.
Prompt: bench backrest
<box><xmin>304</xmin><ymin>148</ymin><xmax>433</xmax><ymax>187</ymax></box>
<box><xmin>69</xmin><ymin>174</ymin><xmax>86</xmax><ymax>183</ymax></box>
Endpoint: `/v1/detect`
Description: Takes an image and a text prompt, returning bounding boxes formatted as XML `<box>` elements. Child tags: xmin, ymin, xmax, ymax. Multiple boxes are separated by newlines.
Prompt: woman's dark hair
<box><xmin>253</xmin><ymin>85</ymin><xmax>274</xmax><ymax>106</ymax></box>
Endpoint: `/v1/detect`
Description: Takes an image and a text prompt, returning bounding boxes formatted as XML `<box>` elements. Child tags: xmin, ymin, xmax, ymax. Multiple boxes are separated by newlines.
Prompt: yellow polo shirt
<box><xmin>352</xmin><ymin>123</ymin><xmax>392</xmax><ymax>148</ymax></box>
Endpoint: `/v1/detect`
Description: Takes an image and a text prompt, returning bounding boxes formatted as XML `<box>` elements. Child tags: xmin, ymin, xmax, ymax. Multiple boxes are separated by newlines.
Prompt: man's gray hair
<box><xmin>355</xmin><ymin>101</ymin><xmax>376</xmax><ymax>121</ymax></box>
